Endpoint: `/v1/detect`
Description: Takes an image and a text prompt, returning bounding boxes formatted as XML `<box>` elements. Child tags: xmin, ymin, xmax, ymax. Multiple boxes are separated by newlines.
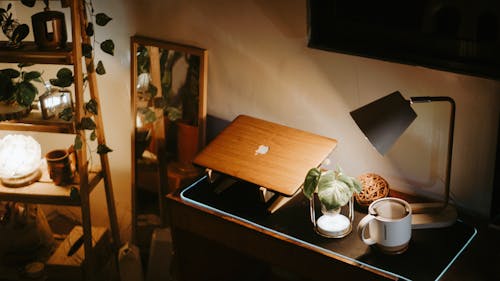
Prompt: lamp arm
<box><xmin>410</xmin><ymin>96</ymin><xmax>456</xmax><ymax>209</ymax></box>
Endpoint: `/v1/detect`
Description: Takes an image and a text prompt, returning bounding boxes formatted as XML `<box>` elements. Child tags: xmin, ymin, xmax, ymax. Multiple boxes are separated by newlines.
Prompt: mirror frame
<box><xmin>130</xmin><ymin>35</ymin><xmax>207</xmax><ymax>243</ymax></box>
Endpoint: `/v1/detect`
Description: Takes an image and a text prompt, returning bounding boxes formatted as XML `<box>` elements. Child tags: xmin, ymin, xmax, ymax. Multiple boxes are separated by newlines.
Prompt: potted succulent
<box><xmin>303</xmin><ymin>166</ymin><xmax>362</xmax><ymax>238</ymax></box>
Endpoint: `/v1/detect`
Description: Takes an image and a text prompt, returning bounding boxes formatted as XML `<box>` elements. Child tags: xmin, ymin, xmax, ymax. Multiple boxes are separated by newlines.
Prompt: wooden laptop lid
<box><xmin>193</xmin><ymin>115</ymin><xmax>337</xmax><ymax>196</ymax></box>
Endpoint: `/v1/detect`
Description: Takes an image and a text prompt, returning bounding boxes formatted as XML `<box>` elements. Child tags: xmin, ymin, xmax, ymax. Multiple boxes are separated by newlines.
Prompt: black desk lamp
<box><xmin>350</xmin><ymin>91</ymin><xmax>457</xmax><ymax>229</ymax></box>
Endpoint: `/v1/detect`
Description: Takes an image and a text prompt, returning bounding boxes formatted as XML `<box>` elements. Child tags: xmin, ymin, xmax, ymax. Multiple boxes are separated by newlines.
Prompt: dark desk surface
<box><xmin>180</xmin><ymin>175</ymin><xmax>477</xmax><ymax>281</ymax></box>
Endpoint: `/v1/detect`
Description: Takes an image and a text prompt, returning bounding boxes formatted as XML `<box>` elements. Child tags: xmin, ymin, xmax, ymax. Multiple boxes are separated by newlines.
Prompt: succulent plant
<box><xmin>303</xmin><ymin>166</ymin><xmax>362</xmax><ymax>210</ymax></box>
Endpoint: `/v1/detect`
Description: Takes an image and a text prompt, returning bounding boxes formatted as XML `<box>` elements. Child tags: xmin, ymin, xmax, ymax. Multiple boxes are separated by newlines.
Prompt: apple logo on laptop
<box><xmin>255</xmin><ymin>145</ymin><xmax>269</xmax><ymax>156</ymax></box>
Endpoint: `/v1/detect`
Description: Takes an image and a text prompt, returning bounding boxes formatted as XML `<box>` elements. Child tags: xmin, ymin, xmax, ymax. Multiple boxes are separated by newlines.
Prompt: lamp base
<box><xmin>315</xmin><ymin>214</ymin><xmax>352</xmax><ymax>238</ymax></box>
<box><xmin>1</xmin><ymin>169</ymin><xmax>42</xmax><ymax>188</ymax></box>
<box><xmin>411</xmin><ymin>202</ymin><xmax>457</xmax><ymax>229</ymax></box>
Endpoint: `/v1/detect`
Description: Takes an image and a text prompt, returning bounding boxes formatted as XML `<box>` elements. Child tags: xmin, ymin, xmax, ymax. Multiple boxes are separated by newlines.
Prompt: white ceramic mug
<box><xmin>357</xmin><ymin>197</ymin><xmax>412</xmax><ymax>254</ymax></box>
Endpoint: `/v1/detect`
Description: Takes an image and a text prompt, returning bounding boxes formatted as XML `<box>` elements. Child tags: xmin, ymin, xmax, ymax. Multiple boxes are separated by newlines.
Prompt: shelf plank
<box><xmin>0</xmin><ymin>110</ymin><xmax>75</xmax><ymax>133</ymax></box>
<box><xmin>0</xmin><ymin>42</ymin><xmax>74</xmax><ymax>65</ymax></box>
<box><xmin>0</xmin><ymin>169</ymin><xmax>103</xmax><ymax>206</ymax></box>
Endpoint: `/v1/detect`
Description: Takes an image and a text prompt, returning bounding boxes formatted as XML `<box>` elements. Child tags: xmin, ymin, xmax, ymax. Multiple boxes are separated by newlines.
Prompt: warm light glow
<box><xmin>136</xmin><ymin>72</ymin><xmax>151</xmax><ymax>93</ymax></box>
<box><xmin>136</xmin><ymin>114</ymin><xmax>143</xmax><ymax>128</ymax></box>
<box><xmin>40</xmin><ymin>90</ymin><xmax>72</xmax><ymax>119</ymax></box>
<box><xmin>0</xmin><ymin>134</ymin><xmax>42</xmax><ymax>178</ymax></box>
<box><xmin>42</xmin><ymin>93</ymin><xmax>70</xmax><ymax>109</ymax></box>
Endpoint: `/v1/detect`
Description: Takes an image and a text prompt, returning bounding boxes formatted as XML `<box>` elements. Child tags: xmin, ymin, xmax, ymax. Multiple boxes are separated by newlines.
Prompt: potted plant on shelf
<box><xmin>303</xmin><ymin>166</ymin><xmax>362</xmax><ymax>238</ymax></box>
<box><xmin>0</xmin><ymin>3</ymin><xmax>29</xmax><ymax>48</ymax></box>
<box><xmin>0</xmin><ymin>63</ymin><xmax>42</xmax><ymax>121</ymax></box>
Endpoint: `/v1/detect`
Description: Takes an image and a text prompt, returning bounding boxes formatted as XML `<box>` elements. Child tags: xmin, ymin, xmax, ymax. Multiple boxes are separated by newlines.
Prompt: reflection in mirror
<box><xmin>130</xmin><ymin>36</ymin><xmax>207</xmax><ymax>255</ymax></box>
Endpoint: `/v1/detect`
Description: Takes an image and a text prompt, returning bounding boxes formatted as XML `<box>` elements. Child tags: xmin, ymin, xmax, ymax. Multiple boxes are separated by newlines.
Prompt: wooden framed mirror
<box><xmin>130</xmin><ymin>36</ymin><xmax>207</xmax><ymax>246</ymax></box>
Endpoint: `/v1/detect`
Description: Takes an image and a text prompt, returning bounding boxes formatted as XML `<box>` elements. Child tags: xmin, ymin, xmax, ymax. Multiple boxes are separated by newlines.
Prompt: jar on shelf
<box><xmin>38</xmin><ymin>85</ymin><xmax>73</xmax><ymax>120</ymax></box>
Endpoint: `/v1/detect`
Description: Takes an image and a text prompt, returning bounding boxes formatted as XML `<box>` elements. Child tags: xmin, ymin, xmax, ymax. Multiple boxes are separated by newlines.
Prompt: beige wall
<box><xmin>126</xmin><ymin>0</ymin><xmax>499</xmax><ymax>215</ymax></box>
<box><xmin>1</xmin><ymin>0</ymin><xmax>499</xmax><ymax>241</ymax></box>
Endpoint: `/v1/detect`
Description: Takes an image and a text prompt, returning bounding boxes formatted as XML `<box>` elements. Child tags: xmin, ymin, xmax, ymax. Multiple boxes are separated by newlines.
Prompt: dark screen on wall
<box><xmin>307</xmin><ymin>0</ymin><xmax>500</xmax><ymax>80</ymax></box>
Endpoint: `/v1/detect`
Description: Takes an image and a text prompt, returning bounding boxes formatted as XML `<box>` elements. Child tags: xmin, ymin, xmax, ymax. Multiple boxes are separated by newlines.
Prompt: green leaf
<box><xmin>16</xmin><ymin>81</ymin><xmax>37</xmax><ymax>106</ymax></box>
<box><xmin>50</xmin><ymin>77</ymin><xmax>72</xmax><ymax>88</ymax></box>
<box><xmin>0</xmin><ymin>73</ymin><xmax>14</xmax><ymax>101</ymax></box>
<box><xmin>100</xmin><ymin>39</ymin><xmax>114</xmax><ymax>56</ymax></box>
<box><xmin>74</xmin><ymin>135</ymin><xmax>83</xmax><ymax>150</ymax></box>
<box><xmin>79</xmin><ymin>117</ymin><xmax>96</xmax><ymax>130</ymax></box>
<box><xmin>95</xmin><ymin>13</ymin><xmax>112</xmax><ymax>26</ymax></box>
<box><xmin>148</xmin><ymin>84</ymin><xmax>157</xmax><ymax>97</ymax></box>
<box><xmin>12</xmin><ymin>24</ymin><xmax>29</xmax><ymax>44</ymax></box>
<box><xmin>97</xmin><ymin>144</ymin><xmax>113</xmax><ymax>154</ymax></box>
<box><xmin>318</xmin><ymin>179</ymin><xmax>351</xmax><ymax>210</ymax></box>
<box><xmin>165</xmin><ymin>106</ymin><xmax>181</xmax><ymax>122</ymax></box>
<box><xmin>58</xmin><ymin>107</ymin><xmax>73</xmax><ymax>121</ymax></box>
<box><xmin>23</xmin><ymin>71</ymin><xmax>41</xmax><ymax>82</ymax></box>
<box><xmin>85</xmin><ymin>22</ymin><xmax>94</xmax><ymax>37</ymax></box>
<box><xmin>317</xmin><ymin>170</ymin><xmax>335</xmax><ymax>193</ymax></box>
<box><xmin>316</xmin><ymin>170</ymin><xmax>354</xmax><ymax>210</ymax></box>
<box><xmin>84</xmin><ymin>99</ymin><xmax>98</xmax><ymax>115</ymax></box>
<box><xmin>50</xmin><ymin>68</ymin><xmax>74</xmax><ymax>88</ymax></box>
<box><xmin>140</xmin><ymin>107</ymin><xmax>157</xmax><ymax>124</ymax></box>
<box><xmin>57</xmin><ymin>68</ymin><xmax>73</xmax><ymax>80</ymax></box>
<box><xmin>0</xmin><ymin>68</ymin><xmax>20</xmax><ymax>79</ymax></box>
<box><xmin>49</xmin><ymin>78</ymin><xmax>62</xmax><ymax>88</ymax></box>
<box><xmin>21</xmin><ymin>0</ymin><xmax>36</xmax><ymax>7</ymax></box>
<box><xmin>96</xmin><ymin>60</ymin><xmax>106</xmax><ymax>75</ymax></box>
<box><xmin>303</xmin><ymin>168</ymin><xmax>320</xmax><ymax>199</ymax></box>
<box><xmin>337</xmin><ymin>173</ymin><xmax>354</xmax><ymax>190</ymax></box>
<box><xmin>82</xmin><ymin>43</ymin><xmax>93</xmax><ymax>58</ymax></box>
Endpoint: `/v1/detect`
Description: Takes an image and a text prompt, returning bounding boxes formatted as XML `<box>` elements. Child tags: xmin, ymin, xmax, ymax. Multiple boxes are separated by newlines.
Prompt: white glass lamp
<box><xmin>0</xmin><ymin>134</ymin><xmax>42</xmax><ymax>187</ymax></box>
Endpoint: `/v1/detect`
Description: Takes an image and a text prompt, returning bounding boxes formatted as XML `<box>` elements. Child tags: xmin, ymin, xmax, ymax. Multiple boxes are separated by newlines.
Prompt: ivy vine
<box><xmin>1</xmin><ymin>1</ymin><xmax>114</xmax><ymax>155</ymax></box>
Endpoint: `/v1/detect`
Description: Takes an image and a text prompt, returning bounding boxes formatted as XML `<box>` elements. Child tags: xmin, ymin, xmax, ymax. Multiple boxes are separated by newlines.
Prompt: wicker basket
<box><xmin>355</xmin><ymin>173</ymin><xmax>390</xmax><ymax>207</ymax></box>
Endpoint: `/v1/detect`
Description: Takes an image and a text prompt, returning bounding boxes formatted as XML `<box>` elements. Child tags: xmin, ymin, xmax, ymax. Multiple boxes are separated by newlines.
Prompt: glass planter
<box><xmin>309</xmin><ymin>195</ymin><xmax>354</xmax><ymax>238</ymax></box>
<box><xmin>39</xmin><ymin>87</ymin><xmax>73</xmax><ymax>120</ymax></box>
<box><xmin>1</xmin><ymin>19</ymin><xmax>28</xmax><ymax>48</ymax></box>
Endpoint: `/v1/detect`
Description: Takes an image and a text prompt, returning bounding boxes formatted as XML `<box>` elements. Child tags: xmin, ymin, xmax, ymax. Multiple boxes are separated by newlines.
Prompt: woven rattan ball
<box><xmin>355</xmin><ymin>173</ymin><xmax>390</xmax><ymax>207</ymax></box>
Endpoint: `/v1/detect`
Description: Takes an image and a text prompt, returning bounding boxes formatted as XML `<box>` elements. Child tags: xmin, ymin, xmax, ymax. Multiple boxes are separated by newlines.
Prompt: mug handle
<box><xmin>357</xmin><ymin>214</ymin><xmax>376</xmax><ymax>245</ymax></box>
<box><xmin>67</xmin><ymin>145</ymin><xmax>78</xmax><ymax>173</ymax></box>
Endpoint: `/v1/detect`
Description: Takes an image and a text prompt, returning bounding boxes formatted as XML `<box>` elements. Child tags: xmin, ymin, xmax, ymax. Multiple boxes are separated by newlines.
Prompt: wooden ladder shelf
<box><xmin>0</xmin><ymin>0</ymin><xmax>120</xmax><ymax>279</ymax></box>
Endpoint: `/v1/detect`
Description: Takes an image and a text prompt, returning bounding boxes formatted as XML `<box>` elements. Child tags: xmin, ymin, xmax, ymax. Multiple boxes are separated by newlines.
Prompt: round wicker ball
<box><xmin>355</xmin><ymin>173</ymin><xmax>390</xmax><ymax>207</ymax></box>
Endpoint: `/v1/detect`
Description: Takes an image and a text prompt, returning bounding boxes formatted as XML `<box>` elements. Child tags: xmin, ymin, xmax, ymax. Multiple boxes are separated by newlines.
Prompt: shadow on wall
<box><xmin>253</xmin><ymin>0</ymin><xmax>306</xmax><ymax>38</ymax></box>
<box><xmin>207</xmin><ymin>114</ymin><xmax>231</xmax><ymax>143</ymax></box>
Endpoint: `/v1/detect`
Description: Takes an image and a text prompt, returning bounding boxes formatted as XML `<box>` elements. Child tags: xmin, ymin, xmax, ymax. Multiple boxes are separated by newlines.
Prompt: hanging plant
<box><xmin>81</xmin><ymin>0</ymin><xmax>114</xmax><ymax>76</ymax></box>
<box><xmin>52</xmin><ymin>0</ymin><xmax>114</xmax><ymax>154</ymax></box>
<box><xmin>49</xmin><ymin>67</ymin><xmax>112</xmax><ymax>154</ymax></box>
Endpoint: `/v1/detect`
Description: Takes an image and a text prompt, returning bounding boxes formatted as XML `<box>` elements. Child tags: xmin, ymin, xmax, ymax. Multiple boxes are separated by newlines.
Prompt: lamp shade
<box><xmin>350</xmin><ymin>91</ymin><xmax>417</xmax><ymax>155</ymax></box>
<box><xmin>0</xmin><ymin>134</ymin><xmax>41</xmax><ymax>179</ymax></box>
